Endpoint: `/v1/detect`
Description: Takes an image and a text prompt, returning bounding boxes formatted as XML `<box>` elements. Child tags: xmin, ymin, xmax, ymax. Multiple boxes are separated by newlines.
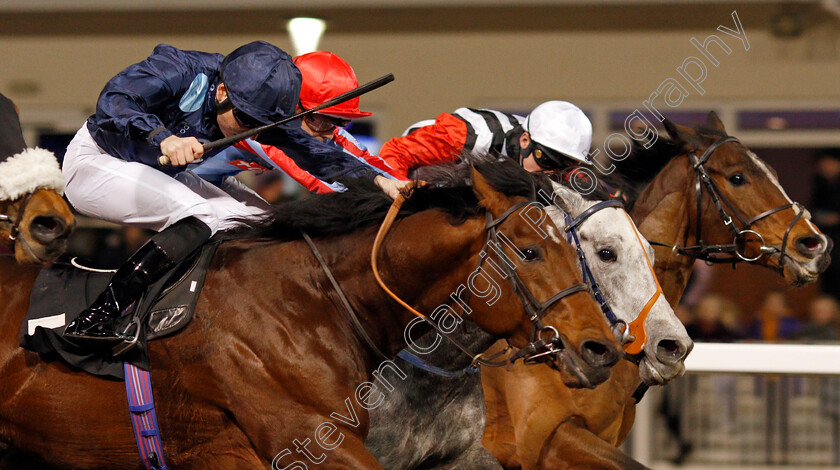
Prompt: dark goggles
<box><xmin>531</xmin><ymin>143</ymin><xmax>572</xmax><ymax>171</ymax></box>
<box><xmin>231</xmin><ymin>107</ymin><xmax>264</xmax><ymax>129</ymax></box>
<box><xmin>216</xmin><ymin>98</ymin><xmax>263</xmax><ymax>129</ymax></box>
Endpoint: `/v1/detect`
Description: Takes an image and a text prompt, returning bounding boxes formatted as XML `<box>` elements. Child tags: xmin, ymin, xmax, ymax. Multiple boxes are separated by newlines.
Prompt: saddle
<box><xmin>20</xmin><ymin>242</ymin><xmax>219</xmax><ymax>380</ymax></box>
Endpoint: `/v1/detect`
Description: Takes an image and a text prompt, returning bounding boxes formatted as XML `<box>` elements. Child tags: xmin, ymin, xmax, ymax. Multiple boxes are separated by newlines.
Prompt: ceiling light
<box><xmin>287</xmin><ymin>17</ymin><xmax>326</xmax><ymax>56</ymax></box>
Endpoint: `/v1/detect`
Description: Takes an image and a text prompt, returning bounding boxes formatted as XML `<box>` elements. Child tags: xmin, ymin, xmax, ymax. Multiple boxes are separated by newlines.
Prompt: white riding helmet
<box><xmin>525</xmin><ymin>101</ymin><xmax>593</xmax><ymax>165</ymax></box>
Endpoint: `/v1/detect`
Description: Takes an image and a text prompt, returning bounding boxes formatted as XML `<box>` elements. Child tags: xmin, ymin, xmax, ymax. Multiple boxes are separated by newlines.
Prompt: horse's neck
<box><xmin>631</xmin><ymin>158</ymin><xmax>697</xmax><ymax>306</ymax></box>
<box><xmin>0</xmin><ymin>259</ymin><xmax>40</xmax><ymax>370</ymax></box>
<box><xmin>317</xmin><ymin>213</ymin><xmax>486</xmax><ymax>360</ymax></box>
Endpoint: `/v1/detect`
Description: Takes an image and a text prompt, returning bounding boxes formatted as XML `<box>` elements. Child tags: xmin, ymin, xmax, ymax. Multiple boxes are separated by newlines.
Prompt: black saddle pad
<box><xmin>20</xmin><ymin>242</ymin><xmax>219</xmax><ymax>380</ymax></box>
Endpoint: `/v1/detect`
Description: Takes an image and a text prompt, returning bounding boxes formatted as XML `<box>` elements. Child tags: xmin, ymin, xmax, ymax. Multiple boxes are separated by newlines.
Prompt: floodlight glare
<box><xmin>287</xmin><ymin>17</ymin><xmax>326</xmax><ymax>56</ymax></box>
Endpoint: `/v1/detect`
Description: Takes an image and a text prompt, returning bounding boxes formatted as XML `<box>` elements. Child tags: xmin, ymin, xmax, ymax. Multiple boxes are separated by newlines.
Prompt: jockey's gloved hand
<box><xmin>160</xmin><ymin>135</ymin><xmax>204</xmax><ymax>166</ymax></box>
<box><xmin>374</xmin><ymin>175</ymin><xmax>411</xmax><ymax>199</ymax></box>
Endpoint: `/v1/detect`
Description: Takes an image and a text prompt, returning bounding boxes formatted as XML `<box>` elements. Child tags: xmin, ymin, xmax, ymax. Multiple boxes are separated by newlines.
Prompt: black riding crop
<box><xmin>159</xmin><ymin>73</ymin><xmax>395</xmax><ymax>166</ymax></box>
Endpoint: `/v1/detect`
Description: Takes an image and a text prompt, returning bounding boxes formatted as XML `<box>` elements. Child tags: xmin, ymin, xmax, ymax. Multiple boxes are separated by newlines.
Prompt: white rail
<box><xmin>685</xmin><ymin>342</ymin><xmax>840</xmax><ymax>376</ymax></box>
<box><xmin>631</xmin><ymin>342</ymin><xmax>840</xmax><ymax>467</ymax></box>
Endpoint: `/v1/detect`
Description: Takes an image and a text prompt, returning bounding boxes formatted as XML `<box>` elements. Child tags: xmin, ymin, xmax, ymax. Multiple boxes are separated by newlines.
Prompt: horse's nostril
<box><xmin>581</xmin><ymin>340</ymin><xmax>620</xmax><ymax>368</ymax></box>
<box><xmin>659</xmin><ymin>339</ymin><xmax>681</xmax><ymax>356</ymax></box>
<box><xmin>35</xmin><ymin>217</ymin><xmax>57</xmax><ymax>231</ymax></box>
<box><xmin>795</xmin><ymin>235</ymin><xmax>823</xmax><ymax>257</ymax></box>
<box><xmin>584</xmin><ymin>340</ymin><xmax>608</xmax><ymax>357</ymax></box>
<box><xmin>30</xmin><ymin>215</ymin><xmax>67</xmax><ymax>243</ymax></box>
<box><xmin>656</xmin><ymin>338</ymin><xmax>692</xmax><ymax>363</ymax></box>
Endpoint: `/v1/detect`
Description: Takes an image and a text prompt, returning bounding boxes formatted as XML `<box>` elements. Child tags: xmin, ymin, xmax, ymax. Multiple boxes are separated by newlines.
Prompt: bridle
<box><xmin>0</xmin><ymin>192</ymin><xmax>33</xmax><ymax>251</ymax></box>
<box><xmin>557</xmin><ymin>199</ymin><xmax>628</xmax><ymax>341</ymax></box>
<box><xmin>556</xmin><ymin>197</ymin><xmax>663</xmax><ymax>357</ymax></box>
<box><xmin>371</xmin><ymin>190</ymin><xmax>592</xmax><ymax>368</ymax></box>
<box><xmin>651</xmin><ymin>135</ymin><xmax>806</xmax><ymax>273</ymax></box>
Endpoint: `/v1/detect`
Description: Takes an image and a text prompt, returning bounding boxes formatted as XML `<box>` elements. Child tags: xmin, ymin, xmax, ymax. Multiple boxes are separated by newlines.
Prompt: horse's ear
<box><xmin>706</xmin><ymin>111</ymin><xmax>727</xmax><ymax>133</ymax></box>
<box><xmin>662</xmin><ymin>118</ymin><xmax>699</xmax><ymax>147</ymax></box>
<box><xmin>548</xmin><ymin>180</ymin><xmax>585</xmax><ymax>216</ymax></box>
<box><xmin>471</xmin><ymin>167</ymin><xmax>509</xmax><ymax>216</ymax></box>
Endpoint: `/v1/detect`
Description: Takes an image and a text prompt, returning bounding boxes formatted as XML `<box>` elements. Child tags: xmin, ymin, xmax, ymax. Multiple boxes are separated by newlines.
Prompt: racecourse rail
<box><xmin>685</xmin><ymin>342</ymin><xmax>840</xmax><ymax>375</ymax></box>
<box><xmin>631</xmin><ymin>342</ymin><xmax>840</xmax><ymax>468</ymax></box>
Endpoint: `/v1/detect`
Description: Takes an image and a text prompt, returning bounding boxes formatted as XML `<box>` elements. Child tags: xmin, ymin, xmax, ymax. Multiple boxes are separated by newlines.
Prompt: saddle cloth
<box><xmin>20</xmin><ymin>242</ymin><xmax>219</xmax><ymax>380</ymax></box>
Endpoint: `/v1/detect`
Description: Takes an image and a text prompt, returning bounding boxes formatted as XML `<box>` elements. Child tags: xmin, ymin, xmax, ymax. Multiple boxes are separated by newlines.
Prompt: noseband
<box><xmin>372</xmin><ymin>191</ymin><xmax>591</xmax><ymax>368</ymax></box>
<box><xmin>0</xmin><ymin>192</ymin><xmax>34</xmax><ymax>250</ymax></box>
<box><xmin>652</xmin><ymin>135</ymin><xmax>807</xmax><ymax>273</ymax></box>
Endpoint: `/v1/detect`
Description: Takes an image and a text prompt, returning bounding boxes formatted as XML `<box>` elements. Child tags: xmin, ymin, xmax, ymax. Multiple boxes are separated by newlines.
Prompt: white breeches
<box><xmin>62</xmin><ymin>125</ymin><xmax>272</xmax><ymax>235</ymax></box>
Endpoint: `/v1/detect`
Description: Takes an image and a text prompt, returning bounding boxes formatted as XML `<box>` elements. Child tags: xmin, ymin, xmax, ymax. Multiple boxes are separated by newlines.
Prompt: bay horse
<box><xmin>481</xmin><ymin>112</ymin><xmax>832</xmax><ymax>469</ymax></box>
<box><xmin>0</xmin><ymin>92</ymin><xmax>74</xmax><ymax>265</ymax></box>
<box><xmin>366</xmin><ymin>173</ymin><xmax>691</xmax><ymax>469</ymax></box>
<box><xmin>0</xmin><ymin>162</ymin><xmax>620</xmax><ymax>469</ymax></box>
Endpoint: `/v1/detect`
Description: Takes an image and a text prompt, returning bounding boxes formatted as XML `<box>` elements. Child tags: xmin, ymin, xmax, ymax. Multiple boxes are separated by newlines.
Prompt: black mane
<box><xmin>604</xmin><ymin>123</ymin><xmax>726</xmax><ymax>209</ymax></box>
<box><xmin>234</xmin><ymin>159</ymin><xmax>548</xmax><ymax>242</ymax></box>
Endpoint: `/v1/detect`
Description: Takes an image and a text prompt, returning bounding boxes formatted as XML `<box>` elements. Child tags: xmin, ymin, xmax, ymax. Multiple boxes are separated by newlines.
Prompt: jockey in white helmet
<box><xmin>379</xmin><ymin>100</ymin><xmax>593</xmax><ymax>178</ymax></box>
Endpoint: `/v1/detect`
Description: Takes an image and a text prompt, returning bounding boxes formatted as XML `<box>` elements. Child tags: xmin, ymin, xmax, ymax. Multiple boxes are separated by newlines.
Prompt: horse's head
<box><xmin>548</xmin><ymin>182</ymin><xmax>692</xmax><ymax>385</ymax></box>
<box><xmin>662</xmin><ymin>112</ymin><xmax>831</xmax><ymax>286</ymax></box>
<box><xmin>0</xmin><ymin>188</ymin><xmax>75</xmax><ymax>264</ymax></box>
<box><xmin>463</xmin><ymin>165</ymin><xmax>621</xmax><ymax>388</ymax></box>
<box><xmin>0</xmin><ymin>92</ymin><xmax>75</xmax><ymax>265</ymax></box>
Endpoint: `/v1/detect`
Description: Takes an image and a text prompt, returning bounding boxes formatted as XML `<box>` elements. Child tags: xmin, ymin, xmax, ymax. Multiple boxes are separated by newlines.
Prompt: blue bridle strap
<box><xmin>397</xmin><ymin>350</ymin><xmax>479</xmax><ymax>378</ymax></box>
<box><xmin>563</xmin><ymin>200</ymin><xmax>624</xmax><ymax>326</ymax></box>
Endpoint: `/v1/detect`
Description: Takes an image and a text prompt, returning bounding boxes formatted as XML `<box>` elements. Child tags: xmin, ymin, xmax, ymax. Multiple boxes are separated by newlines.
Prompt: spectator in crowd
<box><xmin>797</xmin><ymin>295</ymin><xmax>840</xmax><ymax>342</ymax></box>
<box><xmin>746</xmin><ymin>290</ymin><xmax>801</xmax><ymax>341</ymax></box>
<box><xmin>810</xmin><ymin>149</ymin><xmax>840</xmax><ymax>301</ymax></box>
<box><xmin>685</xmin><ymin>294</ymin><xmax>744</xmax><ymax>342</ymax></box>
<box><xmin>675</xmin><ymin>260</ymin><xmax>716</xmax><ymax>325</ymax></box>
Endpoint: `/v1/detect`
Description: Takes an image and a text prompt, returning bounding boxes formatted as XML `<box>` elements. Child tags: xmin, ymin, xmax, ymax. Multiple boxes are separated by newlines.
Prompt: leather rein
<box><xmin>650</xmin><ymin>135</ymin><xmax>806</xmax><ymax>273</ymax></box>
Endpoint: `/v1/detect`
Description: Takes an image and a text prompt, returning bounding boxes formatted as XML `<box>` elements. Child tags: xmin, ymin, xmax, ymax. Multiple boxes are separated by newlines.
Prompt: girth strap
<box><xmin>124</xmin><ymin>363</ymin><xmax>167</xmax><ymax>470</ymax></box>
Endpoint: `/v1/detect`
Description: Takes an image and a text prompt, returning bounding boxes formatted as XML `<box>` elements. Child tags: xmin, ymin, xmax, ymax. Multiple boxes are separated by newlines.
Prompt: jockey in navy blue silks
<box><xmin>62</xmin><ymin>41</ymin><xmax>402</xmax><ymax>345</ymax></box>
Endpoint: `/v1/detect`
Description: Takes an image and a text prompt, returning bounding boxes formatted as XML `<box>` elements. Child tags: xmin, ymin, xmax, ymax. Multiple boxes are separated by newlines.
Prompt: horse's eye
<box><xmin>520</xmin><ymin>247</ymin><xmax>542</xmax><ymax>261</ymax></box>
<box><xmin>728</xmin><ymin>172</ymin><xmax>747</xmax><ymax>186</ymax></box>
<box><xmin>598</xmin><ymin>248</ymin><xmax>617</xmax><ymax>262</ymax></box>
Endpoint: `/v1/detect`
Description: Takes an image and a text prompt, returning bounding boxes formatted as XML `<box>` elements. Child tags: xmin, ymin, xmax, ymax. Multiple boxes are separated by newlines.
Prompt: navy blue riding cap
<box><xmin>220</xmin><ymin>41</ymin><xmax>301</xmax><ymax>129</ymax></box>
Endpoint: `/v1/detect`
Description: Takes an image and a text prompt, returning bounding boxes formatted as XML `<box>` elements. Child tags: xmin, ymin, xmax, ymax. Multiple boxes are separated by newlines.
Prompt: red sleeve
<box><xmin>332</xmin><ymin>131</ymin><xmax>409</xmax><ymax>181</ymax></box>
<box><xmin>378</xmin><ymin>113</ymin><xmax>468</xmax><ymax>179</ymax></box>
<box><xmin>233</xmin><ymin>140</ymin><xmax>334</xmax><ymax>194</ymax></box>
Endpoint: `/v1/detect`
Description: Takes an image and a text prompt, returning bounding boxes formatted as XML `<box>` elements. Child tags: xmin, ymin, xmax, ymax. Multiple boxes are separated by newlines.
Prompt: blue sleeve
<box><xmin>90</xmin><ymin>44</ymin><xmax>211</xmax><ymax>147</ymax></box>
<box><xmin>256</xmin><ymin>127</ymin><xmax>388</xmax><ymax>182</ymax></box>
<box><xmin>188</xmin><ymin>146</ymin><xmax>250</xmax><ymax>185</ymax></box>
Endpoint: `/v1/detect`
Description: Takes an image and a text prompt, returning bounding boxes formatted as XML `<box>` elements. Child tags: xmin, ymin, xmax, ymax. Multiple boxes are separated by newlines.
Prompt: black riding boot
<box><xmin>63</xmin><ymin>217</ymin><xmax>212</xmax><ymax>344</ymax></box>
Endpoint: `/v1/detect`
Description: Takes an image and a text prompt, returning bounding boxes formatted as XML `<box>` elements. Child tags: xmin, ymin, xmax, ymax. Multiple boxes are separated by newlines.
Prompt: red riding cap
<box><xmin>294</xmin><ymin>51</ymin><xmax>373</xmax><ymax>119</ymax></box>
